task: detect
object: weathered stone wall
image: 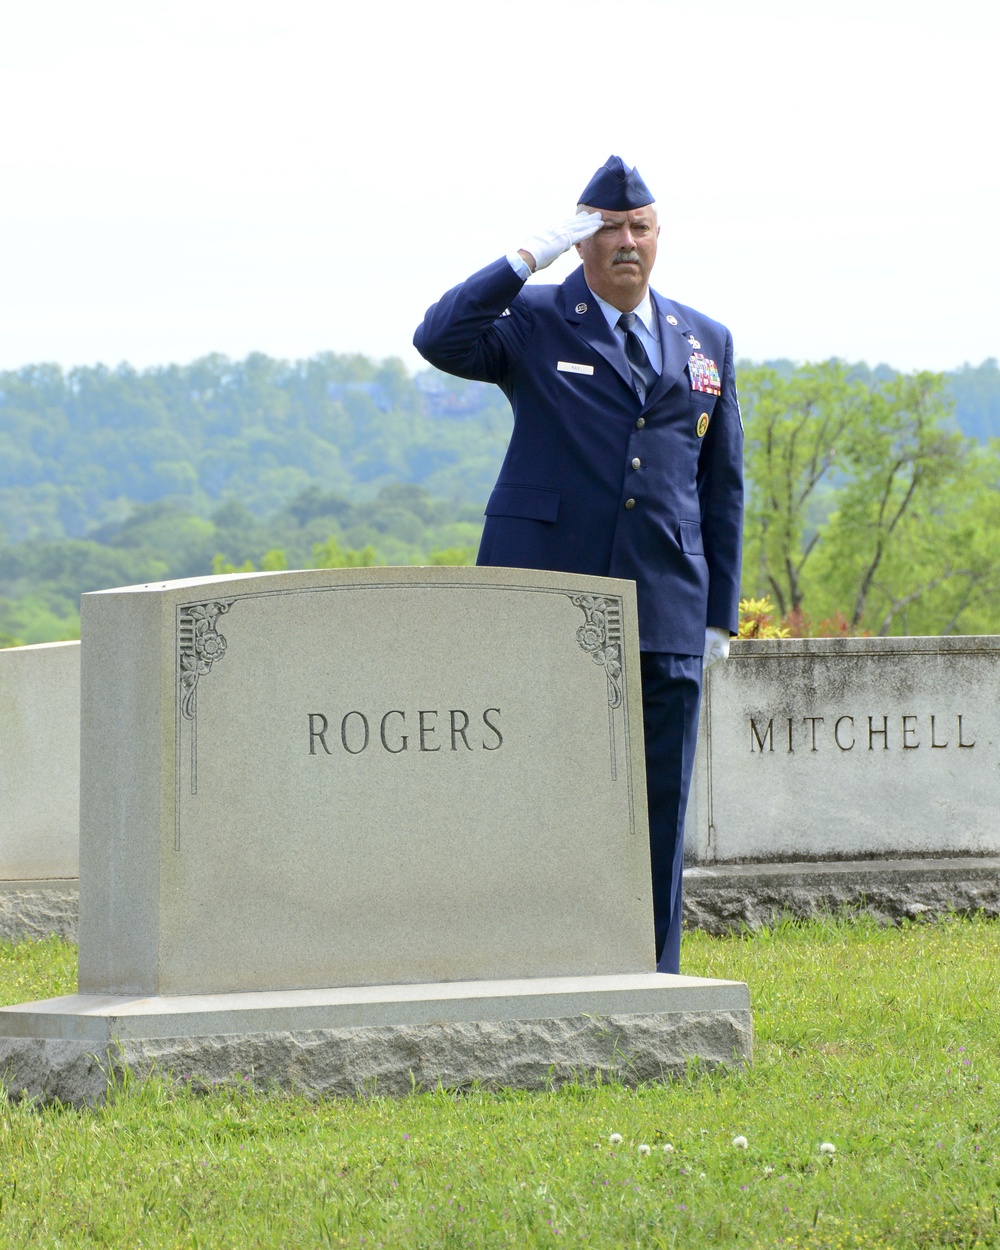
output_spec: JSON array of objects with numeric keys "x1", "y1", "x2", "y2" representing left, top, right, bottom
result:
[
  {"x1": 686, "y1": 637, "x2": 1000, "y2": 864},
  {"x1": 0, "y1": 881, "x2": 77, "y2": 942},
  {"x1": 0, "y1": 641, "x2": 80, "y2": 881},
  {"x1": 683, "y1": 857, "x2": 1000, "y2": 935}
]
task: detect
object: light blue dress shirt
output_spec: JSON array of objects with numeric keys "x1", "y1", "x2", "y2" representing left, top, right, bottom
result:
[{"x1": 590, "y1": 288, "x2": 662, "y2": 375}]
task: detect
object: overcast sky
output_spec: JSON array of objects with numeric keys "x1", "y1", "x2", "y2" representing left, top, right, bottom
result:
[{"x1": 1, "y1": 0, "x2": 996, "y2": 377}]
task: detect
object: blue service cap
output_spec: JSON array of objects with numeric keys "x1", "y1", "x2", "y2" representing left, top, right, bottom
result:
[{"x1": 578, "y1": 155, "x2": 654, "y2": 210}]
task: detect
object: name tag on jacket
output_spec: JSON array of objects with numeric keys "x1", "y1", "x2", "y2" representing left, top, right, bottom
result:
[{"x1": 557, "y1": 361, "x2": 594, "y2": 375}]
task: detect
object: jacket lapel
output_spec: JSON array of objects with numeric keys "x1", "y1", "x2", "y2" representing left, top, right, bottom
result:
[
  {"x1": 645, "y1": 291, "x2": 693, "y2": 409},
  {"x1": 560, "y1": 268, "x2": 633, "y2": 391}
]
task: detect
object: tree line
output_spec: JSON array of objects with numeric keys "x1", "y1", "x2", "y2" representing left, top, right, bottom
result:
[
  {"x1": 0, "y1": 351, "x2": 514, "y2": 545},
  {"x1": 1, "y1": 352, "x2": 999, "y2": 646}
]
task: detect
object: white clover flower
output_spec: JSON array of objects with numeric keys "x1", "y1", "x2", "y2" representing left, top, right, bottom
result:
[
  {"x1": 609, "y1": 1133, "x2": 623, "y2": 1145},
  {"x1": 732, "y1": 1136, "x2": 749, "y2": 1150},
  {"x1": 662, "y1": 1143, "x2": 675, "y2": 1153},
  {"x1": 638, "y1": 1143, "x2": 651, "y2": 1156},
  {"x1": 819, "y1": 1142, "x2": 836, "y2": 1156},
  {"x1": 764, "y1": 1165, "x2": 774, "y2": 1176}
]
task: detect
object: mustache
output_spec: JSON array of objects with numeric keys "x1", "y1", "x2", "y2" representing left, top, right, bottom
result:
[{"x1": 612, "y1": 249, "x2": 641, "y2": 264}]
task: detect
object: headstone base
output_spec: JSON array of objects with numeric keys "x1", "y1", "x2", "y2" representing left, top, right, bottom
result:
[
  {"x1": 0, "y1": 880, "x2": 78, "y2": 942},
  {"x1": 684, "y1": 856, "x2": 1000, "y2": 934},
  {"x1": 0, "y1": 974, "x2": 751, "y2": 1106}
]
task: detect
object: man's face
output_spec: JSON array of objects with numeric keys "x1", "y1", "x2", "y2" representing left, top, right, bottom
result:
[{"x1": 575, "y1": 204, "x2": 659, "y2": 311}]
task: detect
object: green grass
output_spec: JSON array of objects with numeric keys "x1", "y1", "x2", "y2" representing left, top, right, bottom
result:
[{"x1": 1, "y1": 916, "x2": 999, "y2": 1248}]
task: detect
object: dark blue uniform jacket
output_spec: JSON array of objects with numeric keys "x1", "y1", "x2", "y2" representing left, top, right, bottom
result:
[{"x1": 414, "y1": 258, "x2": 744, "y2": 655}]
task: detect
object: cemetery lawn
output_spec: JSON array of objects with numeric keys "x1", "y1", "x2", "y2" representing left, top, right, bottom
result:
[{"x1": 0, "y1": 916, "x2": 998, "y2": 1249}]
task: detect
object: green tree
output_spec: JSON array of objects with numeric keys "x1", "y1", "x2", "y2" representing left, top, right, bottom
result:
[
  {"x1": 741, "y1": 360, "x2": 867, "y2": 615},
  {"x1": 428, "y1": 546, "x2": 476, "y2": 566},
  {"x1": 311, "y1": 536, "x2": 377, "y2": 568},
  {"x1": 742, "y1": 363, "x2": 1000, "y2": 635},
  {"x1": 812, "y1": 437, "x2": 1000, "y2": 636},
  {"x1": 212, "y1": 549, "x2": 289, "y2": 575},
  {"x1": 817, "y1": 372, "x2": 968, "y2": 630}
]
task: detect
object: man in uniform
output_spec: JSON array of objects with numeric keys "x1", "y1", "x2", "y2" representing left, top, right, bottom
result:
[{"x1": 413, "y1": 156, "x2": 743, "y2": 973}]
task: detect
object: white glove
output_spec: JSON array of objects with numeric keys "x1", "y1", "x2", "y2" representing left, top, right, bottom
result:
[
  {"x1": 518, "y1": 210, "x2": 603, "y2": 271},
  {"x1": 703, "y1": 626, "x2": 731, "y2": 670}
]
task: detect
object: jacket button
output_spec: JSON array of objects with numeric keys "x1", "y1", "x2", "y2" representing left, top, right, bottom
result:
[
  {"x1": 636, "y1": 417, "x2": 645, "y2": 429},
  {"x1": 631, "y1": 457, "x2": 641, "y2": 470},
  {"x1": 624, "y1": 498, "x2": 636, "y2": 510}
]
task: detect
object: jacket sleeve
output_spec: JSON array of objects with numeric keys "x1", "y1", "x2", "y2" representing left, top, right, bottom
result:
[
  {"x1": 697, "y1": 330, "x2": 744, "y2": 635},
  {"x1": 413, "y1": 257, "x2": 535, "y2": 384}
]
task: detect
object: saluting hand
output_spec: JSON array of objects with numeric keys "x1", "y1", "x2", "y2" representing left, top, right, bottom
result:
[{"x1": 517, "y1": 210, "x2": 603, "y2": 273}]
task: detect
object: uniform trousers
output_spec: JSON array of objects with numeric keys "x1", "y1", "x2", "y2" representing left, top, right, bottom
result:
[{"x1": 640, "y1": 651, "x2": 704, "y2": 974}]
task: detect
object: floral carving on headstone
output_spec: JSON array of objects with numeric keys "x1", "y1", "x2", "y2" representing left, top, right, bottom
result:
[
  {"x1": 570, "y1": 594, "x2": 623, "y2": 710},
  {"x1": 179, "y1": 600, "x2": 234, "y2": 720}
]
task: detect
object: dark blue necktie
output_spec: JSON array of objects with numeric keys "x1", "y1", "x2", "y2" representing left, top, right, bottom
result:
[{"x1": 617, "y1": 312, "x2": 658, "y2": 402}]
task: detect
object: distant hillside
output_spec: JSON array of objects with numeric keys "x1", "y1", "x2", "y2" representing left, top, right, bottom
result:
[
  {"x1": 749, "y1": 357, "x2": 1000, "y2": 443},
  {"x1": 3, "y1": 351, "x2": 998, "y2": 549},
  {"x1": 0, "y1": 352, "x2": 513, "y2": 545},
  {"x1": 3, "y1": 349, "x2": 1000, "y2": 646},
  {"x1": 947, "y1": 359, "x2": 1000, "y2": 442}
]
